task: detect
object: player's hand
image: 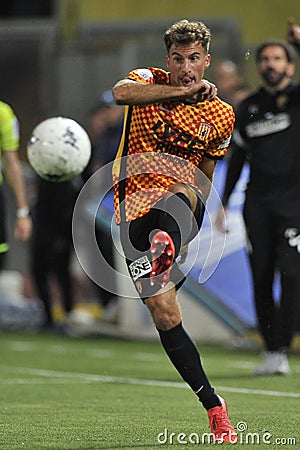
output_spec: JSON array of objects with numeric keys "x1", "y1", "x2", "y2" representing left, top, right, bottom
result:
[
  {"x1": 215, "y1": 206, "x2": 228, "y2": 234},
  {"x1": 197, "y1": 79, "x2": 218, "y2": 102},
  {"x1": 287, "y1": 17, "x2": 300, "y2": 44},
  {"x1": 185, "y1": 80, "x2": 217, "y2": 103}
]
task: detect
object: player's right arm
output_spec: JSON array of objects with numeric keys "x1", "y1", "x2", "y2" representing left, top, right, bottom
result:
[
  {"x1": 0, "y1": 102, "x2": 32, "y2": 241},
  {"x1": 113, "y1": 78, "x2": 216, "y2": 106},
  {"x1": 3, "y1": 150, "x2": 32, "y2": 241}
]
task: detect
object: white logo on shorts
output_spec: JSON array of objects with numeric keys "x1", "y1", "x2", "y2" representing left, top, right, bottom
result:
[
  {"x1": 284, "y1": 228, "x2": 300, "y2": 253},
  {"x1": 129, "y1": 256, "x2": 152, "y2": 281}
]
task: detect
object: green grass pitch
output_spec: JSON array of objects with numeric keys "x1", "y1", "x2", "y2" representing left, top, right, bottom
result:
[{"x1": 0, "y1": 331, "x2": 299, "y2": 449}]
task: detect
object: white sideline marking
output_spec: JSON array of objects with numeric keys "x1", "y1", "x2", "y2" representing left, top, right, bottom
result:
[
  {"x1": 88, "y1": 349, "x2": 115, "y2": 358},
  {"x1": 6, "y1": 341, "x2": 300, "y2": 373},
  {"x1": 228, "y1": 361, "x2": 256, "y2": 369},
  {"x1": 2, "y1": 366, "x2": 300, "y2": 398},
  {"x1": 134, "y1": 352, "x2": 165, "y2": 362},
  {"x1": 7, "y1": 341, "x2": 36, "y2": 351}
]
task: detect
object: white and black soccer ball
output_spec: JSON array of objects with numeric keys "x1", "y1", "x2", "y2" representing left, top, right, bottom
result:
[{"x1": 27, "y1": 116, "x2": 91, "y2": 182}]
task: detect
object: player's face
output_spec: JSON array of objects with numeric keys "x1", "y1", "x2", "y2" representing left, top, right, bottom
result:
[
  {"x1": 258, "y1": 46, "x2": 295, "y2": 88},
  {"x1": 167, "y1": 41, "x2": 210, "y2": 87}
]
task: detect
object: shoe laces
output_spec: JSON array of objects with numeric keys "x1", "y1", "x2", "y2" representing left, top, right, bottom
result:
[
  {"x1": 209, "y1": 406, "x2": 233, "y2": 433},
  {"x1": 208, "y1": 406, "x2": 237, "y2": 443}
]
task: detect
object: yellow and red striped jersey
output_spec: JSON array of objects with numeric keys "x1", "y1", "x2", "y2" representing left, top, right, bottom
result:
[{"x1": 113, "y1": 68, "x2": 235, "y2": 224}]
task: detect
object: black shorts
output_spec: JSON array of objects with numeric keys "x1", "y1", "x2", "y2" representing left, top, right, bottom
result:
[{"x1": 120, "y1": 194, "x2": 205, "y2": 300}]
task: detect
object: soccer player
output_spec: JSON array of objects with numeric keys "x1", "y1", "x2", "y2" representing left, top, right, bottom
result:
[
  {"x1": 0, "y1": 100, "x2": 31, "y2": 272},
  {"x1": 215, "y1": 18, "x2": 300, "y2": 375},
  {"x1": 112, "y1": 19, "x2": 237, "y2": 443}
]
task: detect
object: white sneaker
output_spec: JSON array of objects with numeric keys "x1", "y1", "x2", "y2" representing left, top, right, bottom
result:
[
  {"x1": 277, "y1": 353, "x2": 291, "y2": 375},
  {"x1": 252, "y1": 352, "x2": 291, "y2": 376}
]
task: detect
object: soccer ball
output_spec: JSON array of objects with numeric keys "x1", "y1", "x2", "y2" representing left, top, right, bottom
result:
[{"x1": 27, "y1": 116, "x2": 91, "y2": 182}]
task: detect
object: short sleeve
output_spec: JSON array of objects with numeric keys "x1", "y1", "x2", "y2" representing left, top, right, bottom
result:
[
  {"x1": 127, "y1": 68, "x2": 155, "y2": 84},
  {"x1": 0, "y1": 102, "x2": 20, "y2": 151}
]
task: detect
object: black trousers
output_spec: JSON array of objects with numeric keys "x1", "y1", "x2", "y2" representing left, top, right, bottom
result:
[
  {"x1": 93, "y1": 223, "x2": 117, "y2": 307},
  {"x1": 243, "y1": 194, "x2": 300, "y2": 352},
  {"x1": 31, "y1": 227, "x2": 74, "y2": 325},
  {"x1": 30, "y1": 179, "x2": 77, "y2": 325}
]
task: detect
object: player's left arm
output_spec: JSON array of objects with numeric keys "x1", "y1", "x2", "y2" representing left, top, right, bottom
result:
[{"x1": 3, "y1": 150, "x2": 32, "y2": 241}]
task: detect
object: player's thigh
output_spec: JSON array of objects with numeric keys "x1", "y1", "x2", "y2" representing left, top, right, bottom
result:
[
  {"x1": 120, "y1": 210, "x2": 186, "y2": 301},
  {"x1": 120, "y1": 208, "x2": 159, "y2": 258},
  {"x1": 168, "y1": 182, "x2": 198, "y2": 212}
]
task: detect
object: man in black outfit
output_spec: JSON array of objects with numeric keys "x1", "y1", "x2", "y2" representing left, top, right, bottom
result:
[
  {"x1": 216, "y1": 18, "x2": 300, "y2": 375},
  {"x1": 31, "y1": 178, "x2": 77, "y2": 329}
]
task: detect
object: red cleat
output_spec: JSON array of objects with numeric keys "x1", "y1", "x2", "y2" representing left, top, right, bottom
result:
[
  {"x1": 150, "y1": 231, "x2": 175, "y2": 288},
  {"x1": 207, "y1": 396, "x2": 238, "y2": 444}
]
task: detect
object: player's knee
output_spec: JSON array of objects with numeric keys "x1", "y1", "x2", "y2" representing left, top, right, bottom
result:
[
  {"x1": 146, "y1": 294, "x2": 181, "y2": 330},
  {"x1": 168, "y1": 184, "x2": 197, "y2": 212}
]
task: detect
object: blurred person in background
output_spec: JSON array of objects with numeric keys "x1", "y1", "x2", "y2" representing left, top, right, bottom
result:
[
  {"x1": 86, "y1": 90, "x2": 124, "y2": 176},
  {"x1": 216, "y1": 18, "x2": 300, "y2": 376},
  {"x1": 211, "y1": 60, "x2": 250, "y2": 160},
  {"x1": 84, "y1": 91, "x2": 124, "y2": 322},
  {"x1": 30, "y1": 177, "x2": 77, "y2": 331},
  {"x1": 0, "y1": 100, "x2": 31, "y2": 273},
  {"x1": 112, "y1": 19, "x2": 238, "y2": 443},
  {"x1": 211, "y1": 60, "x2": 250, "y2": 111}
]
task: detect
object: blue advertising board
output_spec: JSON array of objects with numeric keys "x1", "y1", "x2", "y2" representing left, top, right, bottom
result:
[{"x1": 183, "y1": 160, "x2": 256, "y2": 330}]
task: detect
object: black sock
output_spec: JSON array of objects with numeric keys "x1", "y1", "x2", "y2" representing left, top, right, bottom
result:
[
  {"x1": 158, "y1": 323, "x2": 221, "y2": 410},
  {"x1": 158, "y1": 193, "x2": 193, "y2": 258}
]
